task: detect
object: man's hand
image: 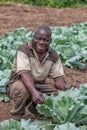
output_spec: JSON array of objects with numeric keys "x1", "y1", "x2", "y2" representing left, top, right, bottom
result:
[
  {"x1": 31, "y1": 89, "x2": 44, "y2": 104},
  {"x1": 56, "y1": 84, "x2": 72, "y2": 91},
  {"x1": 54, "y1": 76, "x2": 69, "y2": 91},
  {"x1": 57, "y1": 85, "x2": 68, "y2": 91}
]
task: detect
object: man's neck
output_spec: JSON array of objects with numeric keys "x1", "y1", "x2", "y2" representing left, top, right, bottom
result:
[{"x1": 37, "y1": 52, "x2": 46, "y2": 63}]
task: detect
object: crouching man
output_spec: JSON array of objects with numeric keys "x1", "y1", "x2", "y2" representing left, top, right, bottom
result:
[{"x1": 6, "y1": 25, "x2": 68, "y2": 120}]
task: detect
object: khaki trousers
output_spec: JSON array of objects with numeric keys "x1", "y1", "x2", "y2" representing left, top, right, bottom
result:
[
  {"x1": 7, "y1": 80, "x2": 31, "y2": 120},
  {"x1": 7, "y1": 79, "x2": 58, "y2": 120}
]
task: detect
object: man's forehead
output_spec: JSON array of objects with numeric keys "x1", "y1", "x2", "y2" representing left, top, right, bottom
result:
[{"x1": 35, "y1": 29, "x2": 51, "y2": 37}]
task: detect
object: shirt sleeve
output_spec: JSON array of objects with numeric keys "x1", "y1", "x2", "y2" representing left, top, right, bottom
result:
[
  {"x1": 17, "y1": 51, "x2": 31, "y2": 73},
  {"x1": 49, "y1": 58, "x2": 64, "y2": 78}
]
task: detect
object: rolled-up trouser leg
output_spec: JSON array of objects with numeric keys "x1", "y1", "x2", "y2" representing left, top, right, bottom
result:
[{"x1": 8, "y1": 80, "x2": 30, "y2": 120}]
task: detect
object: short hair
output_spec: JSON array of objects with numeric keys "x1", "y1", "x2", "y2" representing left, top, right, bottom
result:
[{"x1": 35, "y1": 25, "x2": 51, "y2": 36}]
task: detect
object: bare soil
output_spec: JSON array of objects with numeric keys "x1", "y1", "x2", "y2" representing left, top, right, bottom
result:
[{"x1": 0, "y1": 3, "x2": 87, "y2": 121}]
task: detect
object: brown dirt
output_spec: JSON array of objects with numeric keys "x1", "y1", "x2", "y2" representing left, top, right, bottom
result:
[{"x1": 0, "y1": 3, "x2": 87, "y2": 121}]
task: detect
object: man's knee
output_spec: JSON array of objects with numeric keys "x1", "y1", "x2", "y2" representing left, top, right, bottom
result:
[{"x1": 9, "y1": 80, "x2": 29, "y2": 100}]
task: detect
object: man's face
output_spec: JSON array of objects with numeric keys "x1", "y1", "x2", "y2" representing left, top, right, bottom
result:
[{"x1": 32, "y1": 30, "x2": 51, "y2": 54}]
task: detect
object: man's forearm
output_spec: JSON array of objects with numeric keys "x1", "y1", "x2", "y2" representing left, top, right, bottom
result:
[
  {"x1": 21, "y1": 72, "x2": 44, "y2": 104},
  {"x1": 21, "y1": 72, "x2": 36, "y2": 94}
]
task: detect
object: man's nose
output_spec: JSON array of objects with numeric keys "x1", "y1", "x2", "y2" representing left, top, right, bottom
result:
[{"x1": 39, "y1": 39, "x2": 44, "y2": 44}]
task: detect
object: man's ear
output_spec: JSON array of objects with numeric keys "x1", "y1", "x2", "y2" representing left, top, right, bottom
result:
[
  {"x1": 32, "y1": 34, "x2": 35, "y2": 38},
  {"x1": 49, "y1": 38, "x2": 52, "y2": 43}
]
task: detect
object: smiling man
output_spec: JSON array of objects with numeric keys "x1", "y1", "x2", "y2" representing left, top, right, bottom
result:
[{"x1": 6, "y1": 25, "x2": 68, "y2": 120}]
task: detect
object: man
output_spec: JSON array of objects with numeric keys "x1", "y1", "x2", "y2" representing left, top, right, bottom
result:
[{"x1": 6, "y1": 25, "x2": 68, "y2": 120}]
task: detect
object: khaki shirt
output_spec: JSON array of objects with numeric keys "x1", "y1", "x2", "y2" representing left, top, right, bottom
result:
[{"x1": 9, "y1": 41, "x2": 64, "y2": 84}]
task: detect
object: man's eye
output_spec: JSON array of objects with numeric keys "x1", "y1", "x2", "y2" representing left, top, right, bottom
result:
[
  {"x1": 34, "y1": 37, "x2": 50, "y2": 43},
  {"x1": 35, "y1": 37, "x2": 40, "y2": 40},
  {"x1": 45, "y1": 39, "x2": 50, "y2": 42}
]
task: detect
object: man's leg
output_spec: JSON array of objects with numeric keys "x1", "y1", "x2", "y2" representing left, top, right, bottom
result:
[{"x1": 8, "y1": 80, "x2": 31, "y2": 120}]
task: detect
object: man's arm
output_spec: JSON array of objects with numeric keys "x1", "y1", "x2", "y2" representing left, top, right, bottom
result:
[
  {"x1": 21, "y1": 72, "x2": 44, "y2": 104},
  {"x1": 54, "y1": 76, "x2": 69, "y2": 91}
]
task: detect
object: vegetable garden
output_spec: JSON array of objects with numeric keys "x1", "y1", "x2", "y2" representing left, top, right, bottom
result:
[{"x1": 0, "y1": 3, "x2": 87, "y2": 130}]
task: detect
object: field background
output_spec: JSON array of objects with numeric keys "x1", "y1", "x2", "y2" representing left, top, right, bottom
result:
[{"x1": 0, "y1": 3, "x2": 87, "y2": 121}]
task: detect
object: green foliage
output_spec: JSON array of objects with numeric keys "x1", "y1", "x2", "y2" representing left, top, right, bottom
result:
[
  {"x1": 45, "y1": 0, "x2": 80, "y2": 8},
  {"x1": 51, "y1": 22, "x2": 87, "y2": 69},
  {"x1": 0, "y1": 27, "x2": 33, "y2": 101},
  {"x1": 22, "y1": 0, "x2": 87, "y2": 8},
  {"x1": 0, "y1": 84, "x2": 87, "y2": 129},
  {"x1": 0, "y1": 119, "x2": 22, "y2": 130},
  {"x1": 0, "y1": 0, "x2": 87, "y2": 8},
  {"x1": 0, "y1": 118, "x2": 87, "y2": 130},
  {"x1": 37, "y1": 84, "x2": 87, "y2": 125},
  {"x1": 0, "y1": 22, "x2": 87, "y2": 101},
  {"x1": 0, "y1": 119, "x2": 53, "y2": 130}
]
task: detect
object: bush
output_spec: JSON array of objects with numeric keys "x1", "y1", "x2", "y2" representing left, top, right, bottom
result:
[
  {"x1": 0, "y1": 0, "x2": 87, "y2": 8},
  {"x1": 22, "y1": 0, "x2": 87, "y2": 7}
]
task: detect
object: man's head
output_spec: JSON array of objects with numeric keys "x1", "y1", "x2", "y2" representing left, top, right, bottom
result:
[{"x1": 32, "y1": 25, "x2": 52, "y2": 54}]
